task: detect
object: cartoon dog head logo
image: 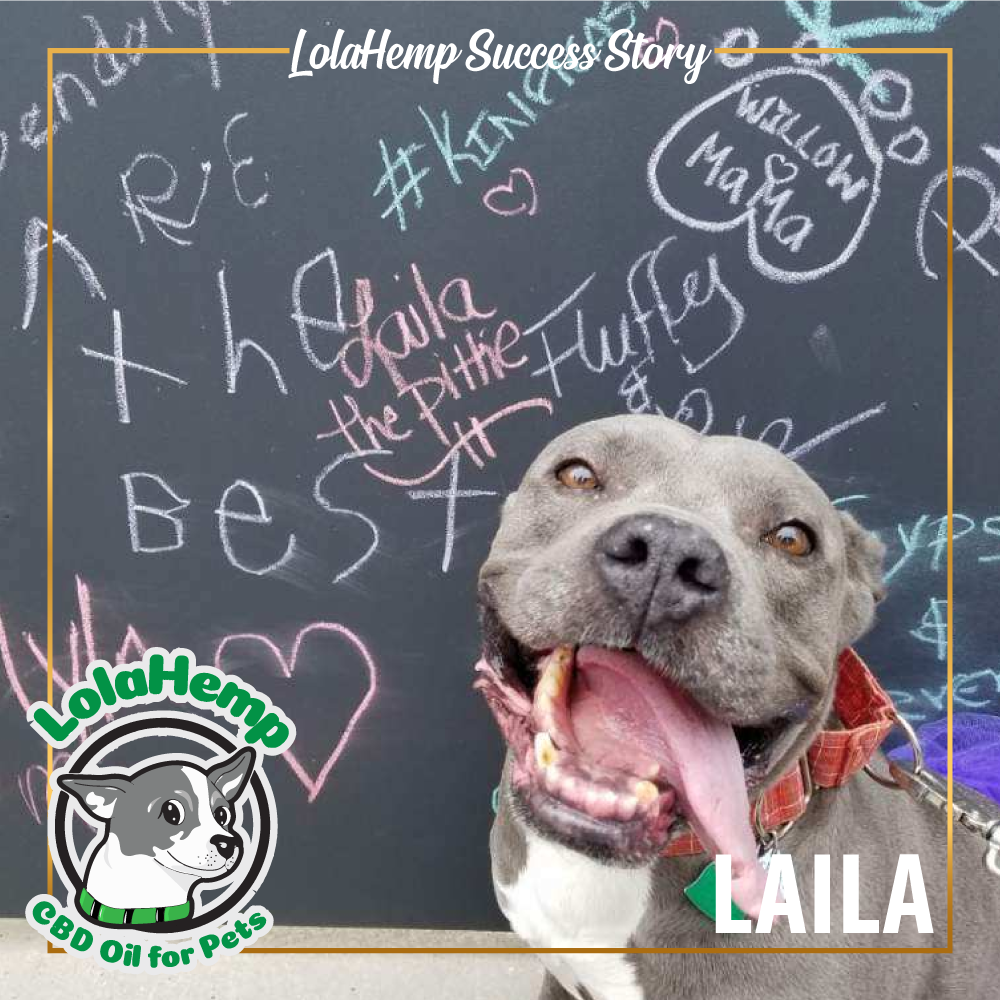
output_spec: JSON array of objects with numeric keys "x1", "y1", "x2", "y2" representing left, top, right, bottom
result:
[{"x1": 57, "y1": 747, "x2": 255, "y2": 928}]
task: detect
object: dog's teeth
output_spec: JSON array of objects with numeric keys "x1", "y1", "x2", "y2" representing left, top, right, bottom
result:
[
  {"x1": 617, "y1": 794, "x2": 639, "y2": 822},
  {"x1": 544, "y1": 762, "x2": 564, "y2": 794},
  {"x1": 558, "y1": 775, "x2": 580, "y2": 805},
  {"x1": 634, "y1": 780, "x2": 658, "y2": 806},
  {"x1": 550, "y1": 645, "x2": 574, "y2": 671},
  {"x1": 592, "y1": 788, "x2": 618, "y2": 820},
  {"x1": 538, "y1": 647, "x2": 572, "y2": 697},
  {"x1": 539, "y1": 668, "x2": 564, "y2": 699},
  {"x1": 534, "y1": 731, "x2": 558, "y2": 769}
]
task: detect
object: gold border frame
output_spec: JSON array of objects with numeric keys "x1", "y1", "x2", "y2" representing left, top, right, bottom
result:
[{"x1": 44, "y1": 45, "x2": 954, "y2": 956}]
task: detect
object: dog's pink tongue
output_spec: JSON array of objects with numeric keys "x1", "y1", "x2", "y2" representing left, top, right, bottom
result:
[{"x1": 572, "y1": 646, "x2": 769, "y2": 917}]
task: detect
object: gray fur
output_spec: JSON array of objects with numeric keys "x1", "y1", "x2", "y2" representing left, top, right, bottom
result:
[
  {"x1": 60, "y1": 766, "x2": 206, "y2": 855},
  {"x1": 481, "y1": 415, "x2": 1000, "y2": 997}
]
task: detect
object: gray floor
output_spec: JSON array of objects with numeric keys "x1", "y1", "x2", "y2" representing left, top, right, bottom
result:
[{"x1": 0, "y1": 921, "x2": 543, "y2": 999}]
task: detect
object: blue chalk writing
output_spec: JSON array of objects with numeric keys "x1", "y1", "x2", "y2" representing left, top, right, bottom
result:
[
  {"x1": 372, "y1": 139, "x2": 431, "y2": 232},
  {"x1": 784, "y1": 1, "x2": 966, "y2": 86}
]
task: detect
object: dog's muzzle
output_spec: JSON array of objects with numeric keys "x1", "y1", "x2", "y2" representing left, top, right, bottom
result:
[{"x1": 595, "y1": 513, "x2": 730, "y2": 627}]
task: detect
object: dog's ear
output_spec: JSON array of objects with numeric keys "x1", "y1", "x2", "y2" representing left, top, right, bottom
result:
[
  {"x1": 207, "y1": 748, "x2": 255, "y2": 803},
  {"x1": 838, "y1": 510, "x2": 886, "y2": 647},
  {"x1": 56, "y1": 773, "x2": 132, "y2": 822}
]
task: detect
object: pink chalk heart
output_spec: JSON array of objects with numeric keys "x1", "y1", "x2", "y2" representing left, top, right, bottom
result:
[
  {"x1": 19, "y1": 752, "x2": 70, "y2": 824},
  {"x1": 20, "y1": 763, "x2": 52, "y2": 824},
  {"x1": 214, "y1": 623, "x2": 378, "y2": 803},
  {"x1": 637, "y1": 16, "x2": 680, "y2": 54},
  {"x1": 483, "y1": 167, "x2": 538, "y2": 217}
]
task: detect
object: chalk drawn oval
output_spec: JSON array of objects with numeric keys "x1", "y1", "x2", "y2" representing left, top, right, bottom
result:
[{"x1": 647, "y1": 66, "x2": 883, "y2": 284}]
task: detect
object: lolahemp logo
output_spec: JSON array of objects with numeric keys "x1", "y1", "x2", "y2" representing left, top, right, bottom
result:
[{"x1": 24, "y1": 648, "x2": 295, "y2": 973}]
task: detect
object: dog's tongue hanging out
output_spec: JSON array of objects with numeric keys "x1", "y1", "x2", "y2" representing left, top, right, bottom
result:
[{"x1": 559, "y1": 645, "x2": 770, "y2": 917}]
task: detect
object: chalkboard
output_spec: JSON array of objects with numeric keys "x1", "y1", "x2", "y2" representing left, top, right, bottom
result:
[{"x1": 2, "y1": 1, "x2": 997, "y2": 930}]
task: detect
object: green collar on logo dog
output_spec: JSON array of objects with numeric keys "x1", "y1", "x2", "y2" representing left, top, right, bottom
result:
[{"x1": 78, "y1": 887, "x2": 192, "y2": 926}]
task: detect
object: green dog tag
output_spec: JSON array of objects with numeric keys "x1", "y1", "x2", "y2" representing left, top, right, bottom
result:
[{"x1": 683, "y1": 860, "x2": 749, "y2": 924}]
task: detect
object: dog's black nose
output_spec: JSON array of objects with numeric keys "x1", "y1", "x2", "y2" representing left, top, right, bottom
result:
[
  {"x1": 211, "y1": 834, "x2": 238, "y2": 859},
  {"x1": 595, "y1": 514, "x2": 729, "y2": 625}
]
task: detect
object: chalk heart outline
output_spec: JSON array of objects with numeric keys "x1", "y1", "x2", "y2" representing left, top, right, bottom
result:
[
  {"x1": 638, "y1": 15, "x2": 680, "y2": 52},
  {"x1": 483, "y1": 167, "x2": 539, "y2": 217},
  {"x1": 647, "y1": 66, "x2": 884, "y2": 284},
  {"x1": 214, "y1": 624, "x2": 378, "y2": 804},
  {"x1": 19, "y1": 753, "x2": 70, "y2": 825}
]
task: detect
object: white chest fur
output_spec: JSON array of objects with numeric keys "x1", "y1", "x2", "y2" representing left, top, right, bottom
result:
[{"x1": 494, "y1": 825, "x2": 650, "y2": 1000}]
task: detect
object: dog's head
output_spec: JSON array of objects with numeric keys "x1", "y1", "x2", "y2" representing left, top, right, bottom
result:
[
  {"x1": 477, "y1": 415, "x2": 884, "y2": 864},
  {"x1": 58, "y1": 748, "x2": 255, "y2": 885}
]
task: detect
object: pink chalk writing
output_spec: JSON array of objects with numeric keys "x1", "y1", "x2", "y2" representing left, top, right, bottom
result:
[
  {"x1": 482, "y1": 167, "x2": 539, "y2": 217},
  {"x1": 315, "y1": 262, "x2": 553, "y2": 487},
  {"x1": 636, "y1": 16, "x2": 680, "y2": 57},
  {"x1": 2, "y1": 577, "x2": 380, "y2": 814},
  {"x1": 215, "y1": 624, "x2": 378, "y2": 803}
]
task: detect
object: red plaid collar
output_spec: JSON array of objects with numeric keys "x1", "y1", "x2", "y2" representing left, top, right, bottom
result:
[{"x1": 663, "y1": 647, "x2": 896, "y2": 857}]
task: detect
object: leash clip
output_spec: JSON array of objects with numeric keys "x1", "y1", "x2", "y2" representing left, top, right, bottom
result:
[
  {"x1": 984, "y1": 824, "x2": 1000, "y2": 878},
  {"x1": 868, "y1": 711, "x2": 1000, "y2": 878}
]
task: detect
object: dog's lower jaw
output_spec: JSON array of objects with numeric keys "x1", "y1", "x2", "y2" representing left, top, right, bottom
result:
[
  {"x1": 493, "y1": 787, "x2": 651, "y2": 1000},
  {"x1": 83, "y1": 835, "x2": 198, "y2": 910}
]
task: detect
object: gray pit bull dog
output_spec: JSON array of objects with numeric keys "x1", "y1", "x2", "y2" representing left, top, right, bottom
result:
[{"x1": 476, "y1": 415, "x2": 1000, "y2": 999}]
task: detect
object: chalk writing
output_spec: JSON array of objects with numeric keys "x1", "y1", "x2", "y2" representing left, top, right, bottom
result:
[
  {"x1": 121, "y1": 472, "x2": 189, "y2": 554},
  {"x1": 291, "y1": 247, "x2": 347, "y2": 370},
  {"x1": 218, "y1": 264, "x2": 289, "y2": 395},
  {"x1": 482, "y1": 167, "x2": 539, "y2": 217},
  {"x1": 1, "y1": 576, "x2": 380, "y2": 810},
  {"x1": 523, "y1": 261, "x2": 886, "y2": 457},
  {"x1": 223, "y1": 111, "x2": 270, "y2": 208},
  {"x1": 373, "y1": 1, "x2": 652, "y2": 229},
  {"x1": 313, "y1": 450, "x2": 386, "y2": 584},
  {"x1": 407, "y1": 452, "x2": 498, "y2": 572},
  {"x1": 891, "y1": 669, "x2": 1000, "y2": 726},
  {"x1": 373, "y1": 139, "x2": 430, "y2": 232},
  {"x1": 834, "y1": 499, "x2": 1000, "y2": 579},
  {"x1": 121, "y1": 152, "x2": 212, "y2": 246},
  {"x1": 782, "y1": 1, "x2": 965, "y2": 88},
  {"x1": 648, "y1": 67, "x2": 882, "y2": 283},
  {"x1": 214, "y1": 623, "x2": 379, "y2": 803},
  {"x1": 121, "y1": 114, "x2": 270, "y2": 246},
  {"x1": 717, "y1": 27, "x2": 759, "y2": 70},
  {"x1": 917, "y1": 152, "x2": 1000, "y2": 280},
  {"x1": 524, "y1": 235, "x2": 746, "y2": 385},
  {"x1": 1, "y1": 0, "x2": 229, "y2": 186},
  {"x1": 217, "y1": 481, "x2": 298, "y2": 576},
  {"x1": 911, "y1": 597, "x2": 947, "y2": 661},
  {"x1": 713, "y1": 20, "x2": 936, "y2": 171},
  {"x1": 21, "y1": 218, "x2": 105, "y2": 331},
  {"x1": 80, "y1": 309, "x2": 187, "y2": 424},
  {"x1": 315, "y1": 262, "x2": 552, "y2": 486}
]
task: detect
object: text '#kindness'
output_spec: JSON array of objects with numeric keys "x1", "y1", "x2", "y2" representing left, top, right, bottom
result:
[{"x1": 289, "y1": 28, "x2": 713, "y2": 86}]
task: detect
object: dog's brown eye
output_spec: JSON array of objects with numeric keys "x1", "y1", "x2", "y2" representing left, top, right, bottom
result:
[
  {"x1": 161, "y1": 800, "x2": 184, "y2": 826},
  {"x1": 556, "y1": 461, "x2": 599, "y2": 491},
  {"x1": 763, "y1": 522, "x2": 814, "y2": 557}
]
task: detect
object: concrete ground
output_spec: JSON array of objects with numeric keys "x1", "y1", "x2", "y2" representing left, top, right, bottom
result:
[{"x1": 0, "y1": 920, "x2": 543, "y2": 999}]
